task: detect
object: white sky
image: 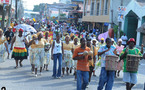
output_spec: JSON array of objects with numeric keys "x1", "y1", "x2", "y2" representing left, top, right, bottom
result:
[{"x1": 22, "y1": 0, "x2": 59, "y2": 10}]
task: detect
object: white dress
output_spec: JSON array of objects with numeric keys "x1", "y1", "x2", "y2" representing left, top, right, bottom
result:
[{"x1": 0, "y1": 36, "x2": 7, "y2": 63}]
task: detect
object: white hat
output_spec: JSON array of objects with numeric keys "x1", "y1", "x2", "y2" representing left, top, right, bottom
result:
[
  {"x1": 111, "y1": 38, "x2": 114, "y2": 41},
  {"x1": 118, "y1": 38, "x2": 122, "y2": 42}
]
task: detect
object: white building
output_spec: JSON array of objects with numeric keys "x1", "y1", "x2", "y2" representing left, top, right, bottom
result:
[{"x1": 121, "y1": 0, "x2": 145, "y2": 46}]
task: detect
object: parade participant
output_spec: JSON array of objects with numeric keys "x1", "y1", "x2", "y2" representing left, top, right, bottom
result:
[
  {"x1": 73, "y1": 38, "x2": 92, "y2": 90},
  {"x1": 116, "y1": 39, "x2": 124, "y2": 77},
  {"x1": 120, "y1": 38, "x2": 144, "y2": 90},
  {"x1": 43, "y1": 31, "x2": 52, "y2": 71},
  {"x1": 29, "y1": 32, "x2": 47, "y2": 77},
  {"x1": 28, "y1": 34, "x2": 37, "y2": 74},
  {"x1": 81, "y1": 30, "x2": 87, "y2": 38},
  {"x1": 11, "y1": 29, "x2": 28, "y2": 69},
  {"x1": 111, "y1": 38, "x2": 117, "y2": 47},
  {"x1": 73, "y1": 37, "x2": 80, "y2": 80},
  {"x1": 86, "y1": 39, "x2": 97, "y2": 83},
  {"x1": 62, "y1": 35, "x2": 74, "y2": 76},
  {"x1": 4, "y1": 26, "x2": 14, "y2": 58},
  {"x1": 51, "y1": 33, "x2": 64, "y2": 79},
  {"x1": 97, "y1": 38, "x2": 116, "y2": 90},
  {"x1": 121, "y1": 33, "x2": 128, "y2": 47},
  {"x1": 98, "y1": 38, "x2": 106, "y2": 48},
  {"x1": 0, "y1": 29, "x2": 9, "y2": 63},
  {"x1": 92, "y1": 39, "x2": 99, "y2": 76}
]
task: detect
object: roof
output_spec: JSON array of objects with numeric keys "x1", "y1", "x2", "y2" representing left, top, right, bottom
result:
[
  {"x1": 71, "y1": 0, "x2": 83, "y2": 2},
  {"x1": 137, "y1": 23, "x2": 145, "y2": 34},
  {"x1": 136, "y1": 0, "x2": 145, "y2": 6}
]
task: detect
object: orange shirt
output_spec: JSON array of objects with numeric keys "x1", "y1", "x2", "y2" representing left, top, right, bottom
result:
[{"x1": 73, "y1": 46, "x2": 90, "y2": 71}]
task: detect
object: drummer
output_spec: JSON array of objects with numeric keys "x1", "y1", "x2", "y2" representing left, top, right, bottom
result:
[
  {"x1": 120, "y1": 38, "x2": 144, "y2": 90},
  {"x1": 97, "y1": 38, "x2": 116, "y2": 90}
]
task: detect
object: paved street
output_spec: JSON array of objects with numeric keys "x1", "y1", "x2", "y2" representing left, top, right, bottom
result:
[{"x1": 0, "y1": 58, "x2": 145, "y2": 90}]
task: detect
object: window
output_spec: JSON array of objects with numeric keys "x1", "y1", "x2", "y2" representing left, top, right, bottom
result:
[
  {"x1": 96, "y1": 3, "x2": 100, "y2": 15},
  {"x1": 90, "y1": 0, "x2": 95, "y2": 15},
  {"x1": 105, "y1": 0, "x2": 109, "y2": 15}
]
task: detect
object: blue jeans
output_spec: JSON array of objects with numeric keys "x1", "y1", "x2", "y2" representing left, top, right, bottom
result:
[
  {"x1": 77, "y1": 70, "x2": 89, "y2": 90},
  {"x1": 98, "y1": 67, "x2": 115, "y2": 90},
  {"x1": 52, "y1": 53, "x2": 62, "y2": 77}
]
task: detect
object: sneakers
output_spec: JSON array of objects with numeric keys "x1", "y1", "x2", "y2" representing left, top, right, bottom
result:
[
  {"x1": 32, "y1": 71, "x2": 35, "y2": 74},
  {"x1": 39, "y1": 72, "x2": 42, "y2": 76},
  {"x1": 56, "y1": 77, "x2": 61, "y2": 79},
  {"x1": 35, "y1": 74, "x2": 37, "y2": 77}
]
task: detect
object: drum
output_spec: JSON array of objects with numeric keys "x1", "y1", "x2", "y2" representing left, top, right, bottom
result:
[
  {"x1": 126, "y1": 54, "x2": 141, "y2": 72},
  {"x1": 105, "y1": 55, "x2": 119, "y2": 71}
]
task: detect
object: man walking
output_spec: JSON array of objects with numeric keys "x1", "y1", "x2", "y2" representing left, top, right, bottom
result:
[{"x1": 73, "y1": 38, "x2": 92, "y2": 90}]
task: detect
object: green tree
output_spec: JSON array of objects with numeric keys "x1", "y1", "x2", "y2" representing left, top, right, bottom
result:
[{"x1": 33, "y1": 5, "x2": 40, "y2": 12}]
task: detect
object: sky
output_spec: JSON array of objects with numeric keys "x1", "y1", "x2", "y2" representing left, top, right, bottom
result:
[{"x1": 22, "y1": 0, "x2": 59, "y2": 10}]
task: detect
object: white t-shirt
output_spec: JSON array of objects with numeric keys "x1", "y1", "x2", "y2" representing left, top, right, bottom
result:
[{"x1": 121, "y1": 35, "x2": 128, "y2": 45}]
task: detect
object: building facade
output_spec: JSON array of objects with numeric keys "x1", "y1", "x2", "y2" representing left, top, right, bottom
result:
[
  {"x1": 122, "y1": 0, "x2": 145, "y2": 46},
  {"x1": 82, "y1": 0, "x2": 130, "y2": 32}
]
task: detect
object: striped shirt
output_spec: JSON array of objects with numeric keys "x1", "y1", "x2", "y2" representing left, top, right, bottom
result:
[{"x1": 73, "y1": 46, "x2": 90, "y2": 71}]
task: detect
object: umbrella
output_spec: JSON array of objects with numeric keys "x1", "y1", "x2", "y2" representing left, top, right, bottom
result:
[{"x1": 14, "y1": 24, "x2": 37, "y2": 32}]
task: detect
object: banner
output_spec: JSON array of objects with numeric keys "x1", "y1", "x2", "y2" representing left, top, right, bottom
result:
[
  {"x1": 98, "y1": 31, "x2": 109, "y2": 41},
  {"x1": 1, "y1": 0, "x2": 9, "y2": 4}
]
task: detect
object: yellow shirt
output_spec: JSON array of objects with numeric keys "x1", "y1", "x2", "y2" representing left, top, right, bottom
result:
[
  {"x1": 10, "y1": 23, "x2": 14, "y2": 28},
  {"x1": 29, "y1": 40, "x2": 36, "y2": 49},
  {"x1": 0, "y1": 36, "x2": 6, "y2": 45},
  {"x1": 89, "y1": 45, "x2": 98, "y2": 66},
  {"x1": 63, "y1": 42, "x2": 74, "y2": 51},
  {"x1": 45, "y1": 37, "x2": 52, "y2": 44},
  {"x1": 35, "y1": 38, "x2": 47, "y2": 48}
]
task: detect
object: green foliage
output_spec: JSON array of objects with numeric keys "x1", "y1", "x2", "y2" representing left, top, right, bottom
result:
[
  {"x1": 33, "y1": 5, "x2": 40, "y2": 12},
  {"x1": 113, "y1": 25, "x2": 124, "y2": 38}
]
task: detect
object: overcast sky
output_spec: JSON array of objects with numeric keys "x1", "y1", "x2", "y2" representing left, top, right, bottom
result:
[{"x1": 22, "y1": 0, "x2": 59, "y2": 10}]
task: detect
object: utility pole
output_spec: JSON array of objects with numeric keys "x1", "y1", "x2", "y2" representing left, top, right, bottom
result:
[
  {"x1": 118, "y1": 0, "x2": 123, "y2": 40},
  {"x1": 2, "y1": 0, "x2": 7, "y2": 31},
  {"x1": 15, "y1": 0, "x2": 18, "y2": 20},
  {"x1": 8, "y1": 0, "x2": 12, "y2": 27}
]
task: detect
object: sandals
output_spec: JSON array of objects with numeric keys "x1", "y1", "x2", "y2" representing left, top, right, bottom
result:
[
  {"x1": 14, "y1": 66, "x2": 18, "y2": 69},
  {"x1": 19, "y1": 62, "x2": 23, "y2": 67}
]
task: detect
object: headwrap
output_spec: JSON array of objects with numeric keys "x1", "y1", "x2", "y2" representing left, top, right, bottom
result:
[
  {"x1": 70, "y1": 33, "x2": 74, "y2": 37},
  {"x1": 0, "y1": 29, "x2": 3, "y2": 33},
  {"x1": 44, "y1": 31, "x2": 49, "y2": 35},
  {"x1": 65, "y1": 35, "x2": 70, "y2": 40},
  {"x1": 101, "y1": 38, "x2": 104, "y2": 41},
  {"x1": 32, "y1": 34, "x2": 37, "y2": 38},
  {"x1": 37, "y1": 32, "x2": 43, "y2": 36},
  {"x1": 19, "y1": 28, "x2": 23, "y2": 32}
]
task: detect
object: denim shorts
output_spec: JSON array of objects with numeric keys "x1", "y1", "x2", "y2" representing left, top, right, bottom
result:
[{"x1": 123, "y1": 72, "x2": 137, "y2": 84}]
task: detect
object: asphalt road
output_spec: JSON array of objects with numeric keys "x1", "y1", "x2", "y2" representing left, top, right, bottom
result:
[{"x1": 0, "y1": 58, "x2": 145, "y2": 90}]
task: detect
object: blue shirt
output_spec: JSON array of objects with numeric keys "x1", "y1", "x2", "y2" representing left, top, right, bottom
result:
[{"x1": 98, "y1": 45, "x2": 116, "y2": 67}]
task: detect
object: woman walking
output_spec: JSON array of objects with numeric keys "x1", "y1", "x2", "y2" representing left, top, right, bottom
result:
[
  {"x1": 51, "y1": 33, "x2": 64, "y2": 79},
  {"x1": 43, "y1": 31, "x2": 52, "y2": 71},
  {"x1": 116, "y1": 39, "x2": 124, "y2": 77},
  {"x1": 0, "y1": 29, "x2": 9, "y2": 63},
  {"x1": 11, "y1": 29, "x2": 28, "y2": 68},
  {"x1": 29, "y1": 32, "x2": 47, "y2": 77},
  {"x1": 73, "y1": 37, "x2": 80, "y2": 80},
  {"x1": 62, "y1": 35, "x2": 74, "y2": 77},
  {"x1": 28, "y1": 34, "x2": 37, "y2": 74}
]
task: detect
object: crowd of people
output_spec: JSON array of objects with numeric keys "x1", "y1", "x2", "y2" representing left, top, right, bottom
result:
[{"x1": 0, "y1": 20, "x2": 145, "y2": 90}]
